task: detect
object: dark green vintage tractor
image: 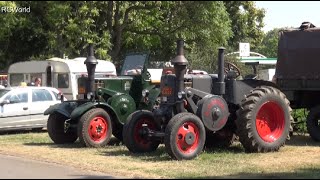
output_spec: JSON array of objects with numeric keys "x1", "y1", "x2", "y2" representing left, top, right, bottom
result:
[
  {"x1": 122, "y1": 40, "x2": 293, "y2": 160},
  {"x1": 44, "y1": 44, "x2": 161, "y2": 147}
]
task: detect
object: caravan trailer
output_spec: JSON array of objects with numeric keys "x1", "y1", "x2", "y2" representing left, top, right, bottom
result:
[{"x1": 8, "y1": 57, "x2": 116, "y2": 100}]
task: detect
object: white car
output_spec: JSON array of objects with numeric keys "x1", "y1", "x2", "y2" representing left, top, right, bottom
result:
[{"x1": 0, "y1": 86, "x2": 65, "y2": 131}]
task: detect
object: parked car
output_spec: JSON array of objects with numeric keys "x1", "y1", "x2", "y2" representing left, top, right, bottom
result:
[{"x1": 0, "y1": 86, "x2": 65, "y2": 132}]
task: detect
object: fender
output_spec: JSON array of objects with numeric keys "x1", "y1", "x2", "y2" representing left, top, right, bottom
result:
[
  {"x1": 70, "y1": 101, "x2": 120, "y2": 124},
  {"x1": 44, "y1": 101, "x2": 80, "y2": 118}
]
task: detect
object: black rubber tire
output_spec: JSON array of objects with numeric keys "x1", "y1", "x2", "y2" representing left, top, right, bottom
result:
[
  {"x1": 78, "y1": 108, "x2": 112, "y2": 147},
  {"x1": 123, "y1": 110, "x2": 161, "y2": 153},
  {"x1": 164, "y1": 112, "x2": 206, "y2": 160},
  {"x1": 236, "y1": 86, "x2": 292, "y2": 153},
  {"x1": 205, "y1": 127, "x2": 236, "y2": 149},
  {"x1": 306, "y1": 106, "x2": 320, "y2": 141},
  {"x1": 47, "y1": 113, "x2": 78, "y2": 144}
]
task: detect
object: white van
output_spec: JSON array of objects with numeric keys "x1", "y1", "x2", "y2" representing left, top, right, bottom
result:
[{"x1": 8, "y1": 57, "x2": 117, "y2": 100}]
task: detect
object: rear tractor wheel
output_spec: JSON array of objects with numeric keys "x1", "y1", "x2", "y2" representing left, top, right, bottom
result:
[
  {"x1": 47, "y1": 113, "x2": 78, "y2": 144},
  {"x1": 236, "y1": 86, "x2": 291, "y2": 153}
]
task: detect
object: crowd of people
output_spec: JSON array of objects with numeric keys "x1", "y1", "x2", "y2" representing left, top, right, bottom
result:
[
  {"x1": 0, "y1": 75, "x2": 42, "y2": 88},
  {"x1": 25, "y1": 77, "x2": 42, "y2": 87}
]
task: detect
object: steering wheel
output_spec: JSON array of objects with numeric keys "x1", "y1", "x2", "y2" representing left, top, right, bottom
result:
[{"x1": 224, "y1": 62, "x2": 241, "y2": 78}]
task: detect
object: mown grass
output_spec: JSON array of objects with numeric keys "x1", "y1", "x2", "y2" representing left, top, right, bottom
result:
[{"x1": 0, "y1": 130, "x2": 320, "y2": 178}]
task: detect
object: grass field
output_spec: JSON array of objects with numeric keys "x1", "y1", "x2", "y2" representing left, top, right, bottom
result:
[{"x1": 0, "y1": 131, "x2": 320, "y2": 178}]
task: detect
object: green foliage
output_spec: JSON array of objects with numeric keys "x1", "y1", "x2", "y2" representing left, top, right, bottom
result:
[
  {"x1": 292, "y1": 109, "x2": 308, "y2": 134},
  {"x1": 257, "y1": 28, "x2": 286, "y2": 58},
  {"x1": 122, "y1": 1, "x2": 232, "y2": 72},
  {"x1": 0, "y1": 1, "x2": 266, "y2": 72},
  {"x1": 223, "y1": 1, "x2": 266, "y2": 52},
  {"x1": 46, "y1": 1, "x2": 112, "y2": 59}
]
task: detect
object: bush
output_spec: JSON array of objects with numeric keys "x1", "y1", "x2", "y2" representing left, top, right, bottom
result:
[{"x1": 291, "y1": 109, "x2": 308, "y2": 134}]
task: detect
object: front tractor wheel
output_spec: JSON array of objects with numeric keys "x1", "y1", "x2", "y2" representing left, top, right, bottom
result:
[
  {"x1": 164, "y1": 112, "x2": 206, "y2": 160},
  {"x1": 123, "y1": 110, "x2": 161, "y2": 153},
  {"x1": 236, "y1": 86, "x2": 291, "y2": 153},
  {"x1": 47, "y1": 113, "x2": 78, "y2": 144},
  {"x1": 78, "y1": 108, "x2": 112, "y2": 147}
]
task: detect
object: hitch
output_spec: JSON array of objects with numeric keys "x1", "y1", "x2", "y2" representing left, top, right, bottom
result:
[{"x1": 141, "y1": 124, "x2": 165, "y2": 140}]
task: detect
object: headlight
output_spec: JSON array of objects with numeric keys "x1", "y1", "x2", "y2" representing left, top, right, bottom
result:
[
  {"x1": 142, "y1": 89, "x2": 149, "y2": 97},
  {"x1": 97, "y1": 88, "x2": 103, "y2": 96},
  {"x1": 177, "y1": 91, "x2": 186, "y2": 99}
]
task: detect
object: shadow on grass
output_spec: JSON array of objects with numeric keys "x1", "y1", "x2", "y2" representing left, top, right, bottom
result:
[
  {"x1": 0, "y1": 129, "x2": 46, "y2": 135},
  {"x1": 187, "y1": 167, "x2": 320, "y2": 179},
  {"x1": 286, "y1": 133, "x2": 320, "y2": 147},
  {"x1": 21, "y1": 132, "x2": 320, "y2": 162},
  {"x1": 99, "y1": 141, "x2": 246, "y2": 162},
  {"x1": 99, "y1": 145, "x2": 173, "y2": 162},
  {"x1": 23, "y1": 136, "x2": 124, "y2": 149},
  {"x1": 24, "y1": 141, "x2": 85, "y2": 149},
  {"x1": 203, "y1": 142, "x2": 245, "y2": 154}
]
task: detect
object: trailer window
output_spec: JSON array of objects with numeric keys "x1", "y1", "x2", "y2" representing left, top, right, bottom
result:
[
  {"x1": 58, "y1": 73, "x2": 69, "y2": 88},
  {"x1": 9, "y1": 74, "x2": 24, "y2": 86}
]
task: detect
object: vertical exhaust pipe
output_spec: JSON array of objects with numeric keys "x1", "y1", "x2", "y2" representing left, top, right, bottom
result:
[
  {"x1": 84, "y1": 44, "x2": 98, "y2": 99},
  {"x1": 171, "y1": 39, "x2": 188, "y2": 113},
  {"x1": 213, "y1": 47, "x2": 226, "y2": 95}
]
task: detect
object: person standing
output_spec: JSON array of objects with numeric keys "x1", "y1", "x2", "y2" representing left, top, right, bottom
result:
[{"x1": 34, "y1": 77, "x2": 41, "y2": 87}]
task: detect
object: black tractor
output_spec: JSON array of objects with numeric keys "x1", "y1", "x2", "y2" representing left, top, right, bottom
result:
[{"x1": 122, "y1": 39, "x2": 293, "y2": 160}]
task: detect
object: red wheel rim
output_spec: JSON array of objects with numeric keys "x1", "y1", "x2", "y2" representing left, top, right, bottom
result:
[
  {"x1": 176, "y1": 122, "x2": 200, "y2": 154},
  {"x1": 256, "y1": 101, "x2": 285, "y2": 142},
  {"x1": 134, "y1": 118, "x2": 156, "y2": 148},
  {"x1": 88, "y1": 116, "x2": 108, "y2": 142}
]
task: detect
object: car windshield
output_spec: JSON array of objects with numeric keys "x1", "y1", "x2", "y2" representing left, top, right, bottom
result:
[
  {"x1": 0, "y1": 89, "x2": 10, "y2": 98},
  {"x1": 120, "y1": 54, "x2": 147, "y2": 75}
]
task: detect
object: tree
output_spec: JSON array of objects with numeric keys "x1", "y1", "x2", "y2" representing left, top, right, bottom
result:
[
  {"x1": 257, "y1": 28, "x2": 283, "y2": 58},
  {"x1": 0, "y1": 1, "x2": 50, "y2": 69},
  {"x1": 45, "y1": 1, "x2": 112, "y2": 59},
  {"x1": 121, "y1": 1, "x2": 232, "y2": 72},
  {"x1": 223, "y1": 1, "x2": 265, "y2": 52},
  {"x1": 0, "y1": 1, "x2": 232, "y2": 73}
]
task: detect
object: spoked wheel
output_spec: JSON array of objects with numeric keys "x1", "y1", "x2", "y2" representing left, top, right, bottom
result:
[
  {"x1": 236, "y1": 86, "x2": 291, "y2": 153},
  {"x1": 47, "y1": 113, "x2": 78, "y2": 144},
  {"x1": 123, "y1": 110, "x2": 161, "y2": 153},
  {"x1": 306, "y1": 106, "x2": 320, "y2": 141},
  {"x1": 78, "y1": 108, "x2": 112, "y2": 147},
  {"x1": 164, "y1": 112, "x2": 206, "y2": 160}
]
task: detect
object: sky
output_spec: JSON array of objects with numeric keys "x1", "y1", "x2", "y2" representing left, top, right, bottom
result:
[{"x1": 254, "y1": 1, "x2": 320, "y2": 32}]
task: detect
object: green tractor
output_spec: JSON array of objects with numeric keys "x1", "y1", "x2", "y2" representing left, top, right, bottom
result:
[{"x1": 44, "y1": 44, "x2": 161, "y2": 147}]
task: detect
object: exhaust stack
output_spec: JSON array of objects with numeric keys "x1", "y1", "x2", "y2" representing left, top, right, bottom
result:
[
  {"x1": 171, "y1": 39, "x2": 188, "y2": 113},
  {"x1": 84, "y1": 44, "x2": 98, "y2": 99},
  {"x1": 213, "y1": 47, "x2": 226, "y2": 95}
]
